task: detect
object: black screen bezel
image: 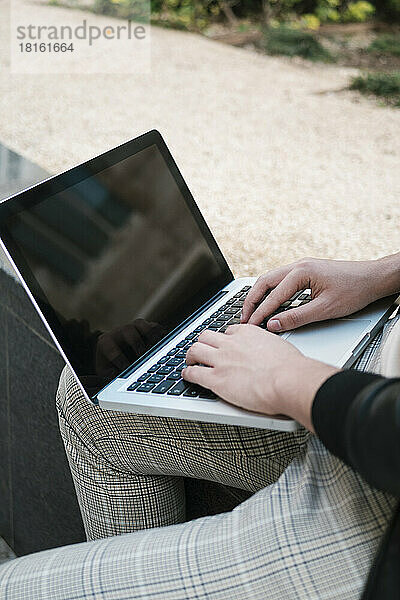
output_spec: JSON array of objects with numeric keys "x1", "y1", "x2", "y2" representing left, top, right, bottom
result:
[{"x1": 0, "y1": 130, "x2": 233, "y2": 396}]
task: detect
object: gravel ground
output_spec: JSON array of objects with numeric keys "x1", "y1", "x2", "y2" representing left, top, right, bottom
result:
[{"x1": 0, "y1": 0, "x2": 399, "y2": 277}]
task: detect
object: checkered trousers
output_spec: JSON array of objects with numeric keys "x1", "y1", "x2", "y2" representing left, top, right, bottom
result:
[{"x1": 0, "y1": 316, "x2": 398, "y2": 600}]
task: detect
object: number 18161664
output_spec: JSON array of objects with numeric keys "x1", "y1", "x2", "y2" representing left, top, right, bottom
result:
[{"x1": 19, "y1": 42, "x2": 74, "y2": 52}]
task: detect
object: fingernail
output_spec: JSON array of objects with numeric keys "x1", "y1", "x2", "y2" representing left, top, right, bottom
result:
[{"x1": 268, "y1": 319, "x2": 281, "y2": 332}]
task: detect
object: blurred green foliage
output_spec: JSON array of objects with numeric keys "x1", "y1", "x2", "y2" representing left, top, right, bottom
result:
[
  {"x1": 94, "y1": 0, "x2": 149, "y2": 20},
  {"x1": 342, "y1": 1, "x2": 375, "y2": 22},
  {"x1": 92, "y1": 0, "x2": 400, "y2": 28},
  {"x1": 261, "y1": 25, "x2": 334, "y2": 60},
  {"x1": 350, "y1": 71, "x2": 400, "y2": 105},
  {"x1": 368, "y1": 34, "x2": 400, "y2": 56},
  {"x1": 313, "y1": 0, "x2": 374, "y2": 24},
  {"x1": 149, "y1": 0, "x2": 220, "y2": 30}
]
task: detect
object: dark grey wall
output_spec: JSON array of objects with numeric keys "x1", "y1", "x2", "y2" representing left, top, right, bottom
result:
[
  {"x1": 0, "y1": 268, "x2": 86, "y2": 556},
  {"x1": 0, "y1": 145, "x2": 86, "y2": 555}
]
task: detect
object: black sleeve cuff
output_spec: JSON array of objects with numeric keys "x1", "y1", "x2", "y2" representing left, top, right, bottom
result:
[{"x1": 312, "y1": 370, "x2": 383, "y2": 464}]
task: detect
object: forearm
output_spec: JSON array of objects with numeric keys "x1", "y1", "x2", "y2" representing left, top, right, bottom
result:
[
  {"x1": 370, "y1": 252, "x2": 400, "y2": 300},
  {"x1": 273, "y1": 358, "x2": 338, "y2": 433}
]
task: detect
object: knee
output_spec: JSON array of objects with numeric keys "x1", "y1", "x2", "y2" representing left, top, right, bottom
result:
[{"x1": 56, "y1": 365, "x2": 95, "y2": 437}]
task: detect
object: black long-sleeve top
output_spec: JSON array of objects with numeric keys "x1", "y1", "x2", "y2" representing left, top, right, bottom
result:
[{"x1": 312, "y1": 371, "x2": 400, "y2": 600}]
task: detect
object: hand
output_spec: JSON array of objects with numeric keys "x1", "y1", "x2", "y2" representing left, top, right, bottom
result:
[
  {"x1": 183, "y1": 324, "x2": 338, "y2": 430},
  {"x1": 241, "y1": 255, "x2": 400, "y2": 333}
]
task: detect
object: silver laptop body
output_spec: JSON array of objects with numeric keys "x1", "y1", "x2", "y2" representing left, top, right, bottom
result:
[
  {"x1": 98, "y1": 282, "x2": 396, "y2": 430},
  {"x1": 0, "y1": 130, "x2": 396, "y2": 431}
]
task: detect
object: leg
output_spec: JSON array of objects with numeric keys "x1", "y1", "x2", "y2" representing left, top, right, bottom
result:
[
  {"x1": 2, "y1": 317, "x2": 397, "y2": 598},
  {"x1": 57, "y1": 370, "x2": 186, "y2": 538},
  {"x1": 57, "y1": 368, "x2": 310, "y2": 540},
  {"x1": 0, "y1": 435, "x2": 396, "y2": 600}
]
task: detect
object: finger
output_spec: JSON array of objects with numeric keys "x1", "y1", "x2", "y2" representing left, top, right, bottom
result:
[
  {"x1": 224, "y1": 324, "x2": 242, "y2": 335},
  {"x1": 182, "y1": 365, "x2": 215, "y2": 389},
  {"x1": 198, "y1": 329, "x2": 226, "y2": 347},
  {"x1": 186, "y1": 342, "x2": 217, "y2": 366},
  {"x1": 248, "y1": 270, "x2": 309, "y2": 325},
  {"x1": 241, "y1": 266, "x2": 292, "y2": 323},
  {"x1": 267, "y1": 297, "x2": 326, "y2": 332}
]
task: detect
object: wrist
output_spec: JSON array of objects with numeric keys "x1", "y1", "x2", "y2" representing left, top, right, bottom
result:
[
  {"x1": 273, "y1": 358, "x2": 339, "y2": 432},
  {"x1": 369, "y1": 253, "x2": 400, "y2": 299}
]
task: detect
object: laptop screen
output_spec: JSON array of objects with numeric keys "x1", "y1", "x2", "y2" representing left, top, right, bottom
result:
[{"x1": 0, "y1": 132, "x2": 232, "y2": 398}]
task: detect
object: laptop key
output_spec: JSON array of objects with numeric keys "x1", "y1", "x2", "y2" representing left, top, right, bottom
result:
[
  {"x1": 167, "y1": 380, "x2": 190, "y2": 395},
  {"x1": 167, "y1": 348, "x2": 178, "y2": 356},
  {"x1": 185, "y1": 332, "x2": 197, "y2": 340},
  {"x1": 166, "y1": 357, "x2": 183, "y2": 367},
  {"x1": 232, "y1": 302, "x2": 244, "y2": 309},
  {"x1": 288, "y1": 291, "x2": 302, "y2": 302},
  {"x1": 202, "y1": 318, "x2": 213, "y2": 325},
  {"x1": 157, "y1": 356, "x2": 169, "y2": 364},
  {"x1": 148, "y1": 364, "x2": 159, "y2": 373},
  {"x1": 137, "y1": 382, "x2": 156, "y2": 392},
  {"x1": 290, "y1": 299, "x2": 302, "y2": 308},
  {"x1": 227, "y1": 318, "x2": 241, "y2": 326},
  {"x1": 127, "y1": 382, "x2": 140, "y2": 391},
  {"x1": 157, "y1": 365, "x2": 174, "y2": 375},
  {"x1": 148, "y1": 374, "x2": 164, "y2": 383},
  {"x1": 152, "y1": 380, "x2": 175, "y2": 394},
  {"x1": 183, "y1": 386, "x2": 201, "y2": 398},
  {"x1": 167, "y1": 371, "x2": 182, "y2": 381},
  {"x1": 198, "y1": 389, "x2": 217, "y2": 400},
  {"x1": 137, "y1": 373, "x2": 149, "y2": 382}
]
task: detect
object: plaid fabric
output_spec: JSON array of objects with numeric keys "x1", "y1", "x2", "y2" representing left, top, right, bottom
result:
[
  {"x1": 56, "y1": 362, "x2": 310, "y2": 540},
  {"x1": 0, "y1": 316, "x2": 398, "y2": 600}
]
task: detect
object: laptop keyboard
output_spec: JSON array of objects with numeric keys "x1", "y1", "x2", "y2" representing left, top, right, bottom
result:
[{"x1": 127, "y1": 285, "x2": 312, "y2": 400}]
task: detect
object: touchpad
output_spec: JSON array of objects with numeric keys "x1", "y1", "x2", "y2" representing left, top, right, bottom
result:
[{"x1": 286, "y1": 319, "x2": 372, "y2": 367}]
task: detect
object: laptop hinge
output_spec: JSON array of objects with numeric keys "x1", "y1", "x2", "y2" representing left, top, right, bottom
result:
[{"x1": 93, "y1": 288, "x2": 229, "y2": 398}]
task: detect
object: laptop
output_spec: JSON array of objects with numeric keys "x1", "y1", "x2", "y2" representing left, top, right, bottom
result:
[{"x1": 0, "y1": 130, "x2": 397, "y2": 431}]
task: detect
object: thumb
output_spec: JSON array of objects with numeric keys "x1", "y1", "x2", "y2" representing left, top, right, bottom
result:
[{"x1": 267, "y1": 297, "x2": 326, "y2": 332}]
